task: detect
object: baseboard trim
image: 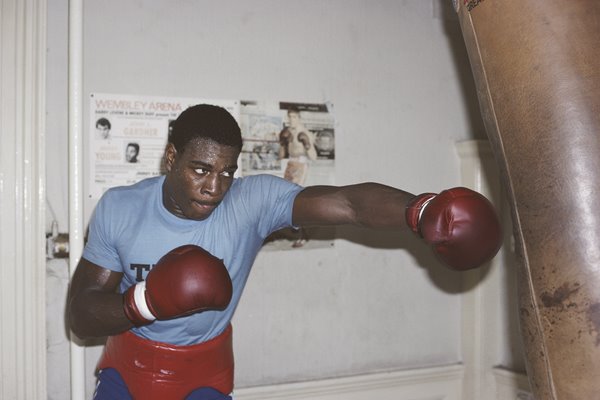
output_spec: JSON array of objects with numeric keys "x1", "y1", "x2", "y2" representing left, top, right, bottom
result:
[
  {"x1": 234, "y1": 364, "x2": 464, "y2": 400},
  {"x1": 493, "y1": 368, "x2": 532, "y2": 400}
]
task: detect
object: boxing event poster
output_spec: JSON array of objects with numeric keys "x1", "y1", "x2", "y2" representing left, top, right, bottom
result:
[
  {"x1": 87, "y1": 93, "x2": 240, "y2": 201},
  {"x1": 239, "y1": 100, "x2": 335, "y2": 186},
  {"x1": 239, "y1": 100, "x2": 336, "y2": 249}
]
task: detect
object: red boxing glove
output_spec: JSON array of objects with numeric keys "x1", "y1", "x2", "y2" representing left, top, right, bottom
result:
[
  {"x1": 123, "y1": 245, "x2": 233, "y2": 327},
  {"x1": 406, "y1": 187, "x2": 502, "y2": 271}
]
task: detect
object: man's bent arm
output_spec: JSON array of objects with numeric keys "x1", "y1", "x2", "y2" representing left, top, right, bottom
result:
[{"x1": 68, "y1": 258, "x2": 134, "y2": 339}]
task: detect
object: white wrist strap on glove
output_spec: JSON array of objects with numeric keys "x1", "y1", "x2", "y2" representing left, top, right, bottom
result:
[{"x1": 133, "y1": 281, "x2": 156, "y2": 322}]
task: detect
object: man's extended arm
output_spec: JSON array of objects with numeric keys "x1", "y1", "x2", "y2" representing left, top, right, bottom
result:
[
  {"x1": 292, "y1": 183, "x2": 412, "y2": 229},
  {"x1": 293, "y1": 183, "x2": 502, "y2": 270}
]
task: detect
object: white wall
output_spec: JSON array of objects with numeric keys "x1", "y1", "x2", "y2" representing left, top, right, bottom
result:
[{"x1": 45, "y1": 0, "x2": 524, "y2": 397}]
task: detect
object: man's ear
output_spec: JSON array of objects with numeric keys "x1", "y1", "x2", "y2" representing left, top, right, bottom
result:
[{"x1": 164, "y1": 143, "x2": 177, "y2": 172}]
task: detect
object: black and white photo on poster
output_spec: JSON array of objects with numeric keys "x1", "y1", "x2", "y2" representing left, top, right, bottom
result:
[
  {"x1": 240, "y1": 100, "x2": 336, "y2": 249},
  {"x1": 239, "y1": 100, "x2": 335, "y2": 186}
]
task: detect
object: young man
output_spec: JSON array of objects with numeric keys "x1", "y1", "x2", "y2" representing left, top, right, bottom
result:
[{"x1": 68, "y1": 104, "x2": 501, "y2": 400}]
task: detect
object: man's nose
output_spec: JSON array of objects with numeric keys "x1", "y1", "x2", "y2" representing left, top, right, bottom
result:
[{"x1": 201, "y1": 173, "x2": 220, "y2": 195}]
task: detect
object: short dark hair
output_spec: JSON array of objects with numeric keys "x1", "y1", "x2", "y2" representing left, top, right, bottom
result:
[
  {"x1": 169, "y1": 104, "x2": 243, "y2": 153},
  {"x1": 96, "y1": 117, "x2": 111, "y2": 129},
  {"x1": 127, "y1": 142, "x2": 139, "y2": 153}
]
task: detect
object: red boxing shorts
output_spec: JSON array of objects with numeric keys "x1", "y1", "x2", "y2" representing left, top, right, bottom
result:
[{"x1": 97, "y1": 325, "x2": 234, "y2": 399}]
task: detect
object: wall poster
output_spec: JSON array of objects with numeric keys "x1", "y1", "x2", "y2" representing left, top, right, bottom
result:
[
  {"x1": 88, "y1": 93, "x2": 240, "y2": 200},
  {"x1": 239, "y1": 100, "x2": 336, "y2": 249},
  {"x1": 88, "y1": 93, "x2": 336, "y2": 249}
]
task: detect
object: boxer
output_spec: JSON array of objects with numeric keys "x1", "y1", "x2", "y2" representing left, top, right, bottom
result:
[
  {"x1": 68, "y1": 104, "x2": 501, "y2": 399},
  {"x1": 278, "y1": 108, "x2": 318, "y2": 160}
]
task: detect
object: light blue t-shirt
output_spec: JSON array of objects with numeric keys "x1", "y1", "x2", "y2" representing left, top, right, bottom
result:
[{"x1": 83, "y1": 174, "x2": 303, "y2": 345}]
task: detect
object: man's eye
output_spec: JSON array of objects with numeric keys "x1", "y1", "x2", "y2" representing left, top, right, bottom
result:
[
  {"x1": 194, "y1": 168, "x2": 208, "y2": 175},
  {"x1": 220, "y1": 171, "x2": 234, "y2": 178}
]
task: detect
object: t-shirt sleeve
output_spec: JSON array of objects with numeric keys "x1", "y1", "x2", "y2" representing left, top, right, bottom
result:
[
  {"x1": 238, "y1": 175, "x2": 303, "y2": 238},
  {"x1": 81, "y1": 191, "x2": 124, "y2": 272}
]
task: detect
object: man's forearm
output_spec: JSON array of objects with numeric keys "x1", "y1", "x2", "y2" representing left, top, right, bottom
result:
[
  {"x1": 69, "y1": 290, "x2": 133, "y2": 339},
  {"x1": 343, "y1": 182, "x2": 415, "y2": 229}
]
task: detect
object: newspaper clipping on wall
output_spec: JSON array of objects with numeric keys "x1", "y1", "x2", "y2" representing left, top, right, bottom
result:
[{"x1": 240, "y1": 100, "x2": 336, "y2": 249}]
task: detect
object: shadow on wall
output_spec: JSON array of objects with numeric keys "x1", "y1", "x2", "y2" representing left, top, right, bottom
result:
[
  {"x1": 294, "y1": 223, "x2": 473, "y2": 295},
  {"x1": 438, "y1": 0, "x2": 488, "y2": 141},
  {"x1": 336, "y1": 225, "x2": 478, "y2": 295}
]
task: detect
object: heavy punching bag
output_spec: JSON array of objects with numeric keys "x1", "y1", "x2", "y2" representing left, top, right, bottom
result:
[{"x1": 455, "y1": 1, "x2": 600, "y2": 398}]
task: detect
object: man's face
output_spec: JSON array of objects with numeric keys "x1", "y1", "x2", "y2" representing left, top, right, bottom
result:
[
  {"x1": 287, "y1": 111, "x2": 301, "y2": 128},
  {"x1": 97, "y1": 124, "x2": 110, "y2": 139},
  {"x1": 126, "y1": 145, "x2": 138, "y2": 162},
  {"x1": 162, "y1": 137, "x2": 239, "y2": 220}
]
